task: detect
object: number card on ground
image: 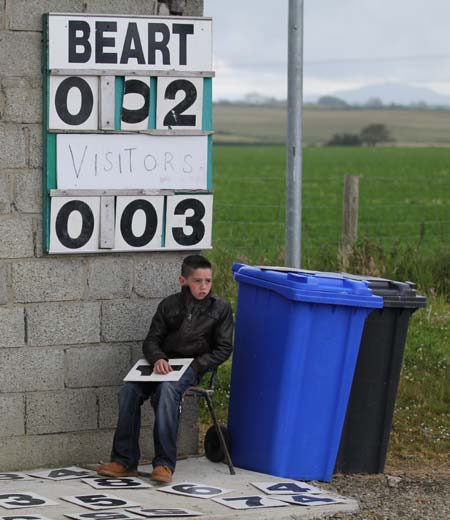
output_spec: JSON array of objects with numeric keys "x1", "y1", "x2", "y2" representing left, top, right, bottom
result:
[
  {"x1": 212, "y1": 495, "x2": 288, "y2": 510},
  {"x1": 0, "y1": 515, "x2": 54, "y2": 520},
  {"x1": 27, "y1": 467, "x2": 97, "y2": 481},
  {"x1": 276, "y1": 494, "x2": 347, "y2": 506},
  {"x1": 0, "y1": 474, "x2": 35, "y2": 481},
  {"x1": 61, "y1": 495, "x2": 139, "y2": 511},
  {"x1": 124, "y1": 359, "x2": 193, "y2": 382},
  {"x1": 251, "y1": 481, "x2": 324, "y2": 495},
  {"x1": 157, "y1": 483, "x2": 233, "y2": 500},
  {"x1": 65, "y1": 512, "x2": 143, "y2": 520},
  {"x1": 81, "y1": 477, "x2": 151, "y2": 490},
  {"x1": 127, "y1": 509, "x2": 203, "y2": 518},
  {"x1": 0, "y1": 494, "x2": 58, "y2": 510},
  {"x1": 43, "y1": 13, "x2": 215, "y2": 255}
]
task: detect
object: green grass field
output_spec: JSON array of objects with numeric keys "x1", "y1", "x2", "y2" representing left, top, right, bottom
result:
[
  {"x1": 203, "y1": 145, "x2": 450, "y2": 468},
  {"x1": 214, "y1": 104, "x2": 450, "y2": 146},
  {"x1": 212, "y1": 146, "x2": 450, "y2": 270}
]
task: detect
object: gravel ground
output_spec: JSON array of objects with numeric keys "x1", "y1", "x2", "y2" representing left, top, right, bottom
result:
[{"x1": 320, "y1": 471, "x2": 450, "y2": 519}]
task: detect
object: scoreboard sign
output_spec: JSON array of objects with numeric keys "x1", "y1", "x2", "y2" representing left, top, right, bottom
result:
[{"x1": 43, "y1": 13, "x2": 214, "y2": 254}]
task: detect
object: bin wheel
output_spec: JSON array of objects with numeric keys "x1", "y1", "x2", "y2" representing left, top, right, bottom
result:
[{"x1": 204, "y1": 425, "x2": 230, "y2": 463}]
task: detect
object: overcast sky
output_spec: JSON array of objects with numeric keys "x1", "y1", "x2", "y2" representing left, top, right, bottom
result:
[{"x1": 204, "y1": 0, "x2": 450, "y2": 100}]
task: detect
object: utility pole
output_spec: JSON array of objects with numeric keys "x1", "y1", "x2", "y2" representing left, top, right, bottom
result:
[{"x1": 285, "y1": 0, "x2": 304, "y2": 268}]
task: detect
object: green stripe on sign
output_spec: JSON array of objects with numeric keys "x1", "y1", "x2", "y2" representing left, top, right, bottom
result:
[
  {"x1": 149, "y1": 77, "x2": 157, "y2": 129},
  {"x1": 115, "y1": 76, "x2": 124, "y2": 130},
  {"x1": 202, "y1": 77, "x2": 213, "y2": 131}
]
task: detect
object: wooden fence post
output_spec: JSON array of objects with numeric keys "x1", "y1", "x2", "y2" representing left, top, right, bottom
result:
[{"x1": 341, "y1": 175, "x2": 360, "y2": 270}]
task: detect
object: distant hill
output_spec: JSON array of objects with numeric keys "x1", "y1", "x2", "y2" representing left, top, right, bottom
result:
[
  {"x1": 213, "y1": 104, "x2": 450, "y2": 146},
  {"x1": 318, "y1": 83, "x2": 450, "y2": 107}
]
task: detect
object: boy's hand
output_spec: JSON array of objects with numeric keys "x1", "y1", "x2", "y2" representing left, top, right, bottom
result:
[{"x1": 154, "y1": 359, "x2": 173, "y2": 375}]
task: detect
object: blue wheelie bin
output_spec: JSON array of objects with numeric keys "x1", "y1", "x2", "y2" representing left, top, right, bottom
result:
[{"x1": 228, "y1": 264, "x2": 383, "y2": 482}]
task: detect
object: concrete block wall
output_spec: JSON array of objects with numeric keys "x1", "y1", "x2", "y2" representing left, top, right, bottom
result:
[{"x1": 0, "y1": 0, "x2": 203, "y2": 471}]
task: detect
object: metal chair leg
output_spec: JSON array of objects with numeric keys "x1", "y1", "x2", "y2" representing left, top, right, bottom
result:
[{"x1": 205, "y1": 392, "x2": 235, "y2": 475}]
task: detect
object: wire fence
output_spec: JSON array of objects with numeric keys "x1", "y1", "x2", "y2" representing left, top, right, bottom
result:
[{"x1": 211, "y1": 173, "x2": 450, "y2": 265}]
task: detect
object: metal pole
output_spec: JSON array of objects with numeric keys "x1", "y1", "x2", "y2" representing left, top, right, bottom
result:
[{"x1": 286, "y1": 0, "x2": 304, "y2": 268}]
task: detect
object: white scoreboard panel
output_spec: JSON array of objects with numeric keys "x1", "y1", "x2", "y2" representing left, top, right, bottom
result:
[{"x1": 43, "y1": 13, "x2": 214, "y2": 254}]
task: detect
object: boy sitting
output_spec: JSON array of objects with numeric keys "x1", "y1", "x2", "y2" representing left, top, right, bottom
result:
[{"x1": 97, "y1": 255, "x2": 234, "y2": 483}]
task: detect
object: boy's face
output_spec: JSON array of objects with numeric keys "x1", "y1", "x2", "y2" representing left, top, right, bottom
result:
[{"x1": 179, "y1": 268, "x2": 212, "y2": 300}]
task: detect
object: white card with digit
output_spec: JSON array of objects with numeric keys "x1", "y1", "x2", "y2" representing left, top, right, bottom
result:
[
  {"x1": 212, "y1": 495, "x2": 288, "y2": 510},
  {"x1": 82, "y1": 477, "x2": 151, "y2": 490},
  {"x1": 251, "y1": 481, "x2": 324, "y2": 495},
  {"x1": 61, "y1": 495, "x2": 139, "y2": 510},
  {"x1": 123, "y1": 359, "x2": 193, "y2": 382},
  {"x1": 157, "y1": 482, "x2": 233, "y2": 500}
]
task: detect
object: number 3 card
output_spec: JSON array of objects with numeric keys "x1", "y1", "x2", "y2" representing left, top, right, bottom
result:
[{"x1": 0, "y1": 493, "x2": 58, "y2": 509}]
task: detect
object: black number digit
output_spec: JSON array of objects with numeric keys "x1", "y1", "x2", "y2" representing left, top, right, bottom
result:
[
  {"x1": 172, "y1": 199, "x2": 205, "y2": 246},
  {"x1": 2, "y1": 516, "x2": 42, "y2": 520},
  {"x1": 163, "y1": 79, "x2": 197, "y2": 127},
  {"x1": 55, "y1": 200, "x2": 95, "y2": 249},
  {"x1": 55, "y1": 77, "x2": 94, "y2": 126},
  {"x1": 120, "y1": 199, "x2": 158, "y2": 247},
  {"x1": 267, "y1": 482, "x2": 310, "y2": 493},
  {"x1": 291, "y1": 495, "x2": 335, "y2": 504},
  {"x1": 0, "y1": 474, "x2": 25, "y2": 480},
  {"x1": 136, "y1": 366, "x2": 152, "y2": 376},
  {"x1": 225, "y1": 496, "x2": 264, "y2": 507},
  {"x1": 172, "y1": 484, "x2": 220, "y2": 496},
  {"x1": 0, "y1": 494, "x2": 45, "y2": 507},
  {"x1": 121, "y1": 79, "x2": 150, "y2": 124}
]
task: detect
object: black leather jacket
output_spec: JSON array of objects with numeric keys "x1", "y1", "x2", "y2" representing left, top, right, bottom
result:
[{"x1": 143, "y1": 287, "x2": 234, "y2": 376}]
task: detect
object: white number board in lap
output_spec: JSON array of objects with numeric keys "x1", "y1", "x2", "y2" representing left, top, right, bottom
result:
[
  {"x1": 61, "y1": 495, "x2": 139, "y2": 511},
  {"x1": 165, "y1": 195, "x2": 213, "y2": 249},
  {"x1": 0, "y1": 493, "x2": 58, "y2": 509},
  {"x1": 114, "y1": 196, "x2": 164, "y2": 251},
  {"x1": 156, "y1": 77, "x2": 203, "y2": 130}
]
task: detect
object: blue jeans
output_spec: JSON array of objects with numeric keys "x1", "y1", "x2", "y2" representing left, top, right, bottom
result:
[{"x1": 111, "y1": 366, "x2": 198, "y2": 473}]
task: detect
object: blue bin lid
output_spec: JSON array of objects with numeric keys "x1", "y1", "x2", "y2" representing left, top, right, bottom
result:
[
  {"x1": 255, "y1": 266, "x2": 426, "y2": 309},
  {"x1": 233, "y1": 264, "x2": 383, "y2": 309}
]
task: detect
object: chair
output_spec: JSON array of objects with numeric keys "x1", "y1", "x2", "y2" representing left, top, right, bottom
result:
[{"x1": 185, "y1": 368, "x2": 235, "y2": 475}]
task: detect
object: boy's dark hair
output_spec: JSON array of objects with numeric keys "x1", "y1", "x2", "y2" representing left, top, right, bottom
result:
[{"x1": 181, "y1": 255, "x2": 212, "y2": 277}]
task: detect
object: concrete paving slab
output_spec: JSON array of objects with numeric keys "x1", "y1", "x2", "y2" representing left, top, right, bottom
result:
[{"x1": 0, "y1": 458, "x2": 358, "y2": 519}]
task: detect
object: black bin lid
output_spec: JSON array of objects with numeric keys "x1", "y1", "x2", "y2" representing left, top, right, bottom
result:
[{"x1": 338, "y1": 274, "x2": 426, "y2": 309}]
